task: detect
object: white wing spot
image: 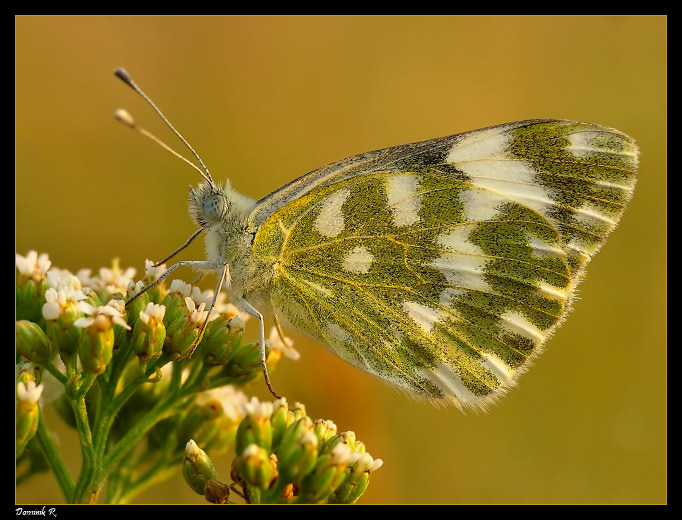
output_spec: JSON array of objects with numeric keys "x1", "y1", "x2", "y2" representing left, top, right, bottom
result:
[
  {"x1": 447, "y1": 130, "x2": 554, "y2": 220},
  {"x1": 429, "y1": 253, "x2": 491, "y2": 293},
  {"x1": 314, "y1": 188, "x2": 350, "y2": 237},
  {"x1": 420, "y1": 363, "x2": 477, "y2": 406},
  {"x1": 436, "y1": 224, "x2": 483, "y2": 255},
  {"x1": 481, "y1": 353, "x2": 514, "y2": 382},
  {"x1": 527, "y1": 237, "x2": 567, "y2": 260},
  {"x1": 567, "y1": 131, "x2": 601, "y2": 157},
  {"x1": 401, "y1": 300, "x2": 447, "y2": 333},
  {"x1": 342, "y1": 245, "x2": 374, "y2": 274},
  {"x1": 386, "y1": 174, "x2": 422, "y2": 227},
  {"x1": 499, "y1": 310, "x2": 545, "y2": 342},
  {"x1": 446, "y1": 127, "x2": 512, "y2": 164},
  {"x1": 535, "y1": 281, "x2": 567, "y2": 301},
  {"x1": 573, "y1": 201, "x2": 618, "y2": 227},
  {"x1": 458, "y1": 188, "x2": 504, "y2": 222}
]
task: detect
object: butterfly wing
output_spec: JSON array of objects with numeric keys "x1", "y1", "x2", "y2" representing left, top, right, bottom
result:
[{"x1": 248, "y1": 120, "x2": 638, "y2": 409}]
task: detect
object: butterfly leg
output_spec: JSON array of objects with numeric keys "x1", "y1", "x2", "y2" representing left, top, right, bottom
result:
[
  {"x1": 126, "y1": 260, "x2": 227, "y2": 358},
  {"x1": 126, "y1": 259, "x2": 224, "y2": 305},
  {"x1": 184, "y1": 262, "x2": 230, "y2": 356},
  {"x1": 238, "y1": 297, "x2": 281, "y2": 400},
  {"x1": 154, "y1": 227, "x2": 204, "y2": 267}
]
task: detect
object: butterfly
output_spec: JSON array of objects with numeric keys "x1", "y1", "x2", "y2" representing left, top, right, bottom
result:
[{"x1": 116, "y1": 68, "x2": 638, "y2": 410}]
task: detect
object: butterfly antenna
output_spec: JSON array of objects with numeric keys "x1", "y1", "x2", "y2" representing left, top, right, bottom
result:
[{"x1": 114, "y1": 67, "x2": 215, "y2": 187}]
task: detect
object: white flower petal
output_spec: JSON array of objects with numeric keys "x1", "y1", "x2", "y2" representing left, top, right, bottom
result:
[
  {"x1": 77, "y1": 301, "x2": 97, "y2": 315},
  {"x1": 74, "y1": 316, "x2": 95, "y2": 328},
  {"x1": 17, "y1": 380, "x2": 44, "y2": 404},
  {"x1": 42, "y1": 302, "x2": 61, "y2": 321},
  {"x1": 170, "y1": 279, "x2": 192, "y2": 296}
]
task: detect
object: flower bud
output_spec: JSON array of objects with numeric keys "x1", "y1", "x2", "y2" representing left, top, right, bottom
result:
[
  {"x1": 16, "y1": 361, "x2": 42, "y2": 387},
  {"x1": 329, "y1": 452, "x2": 383, "y2": 504},
  {"x1": 313, "y1": 419, "x2": 338, "y2": 448},
  {"x1": 163, "y1": 297, "x2": 217, "y2": 359},
  {"x1": 43, "y1": 286, "x2": 86, "y2": 358},
  {"x1": 74, "y1": 301, "x2": 130, "y2": 374},
  {"x1": 164, "y1": 314, "x2": 198, "y2": 360},
  {"x1": 237, "y1": 443, "x2": 277, "y2": 489},
  {"x1": 160, "y1": 281, "x2": 192, "y2": 324},
  {"x1": 140, "y1": 260, "x2": 168, "y2": 303},
  {"x1": 298, "y1": 442, "x2": 353, "y2": 503},
  {"x1": 16, "y1": 251, "x2": 51, "y2": 324},
  {"x1": 220, "y1": 339, "x2": 265, "y2": 382},
  {"x1": 199, "y1": 315, "x2": 245, "y2": 366},
  {"x1": 131, "y1": 302, "x2": 166, "y2": 362},
  {"x1": 235, "y1": 400, "x2": 273, "y2": 454},
  {"x1": 16, "y1": 320, "x2": 52, "y2": 365},
  {"x1": 289, "y1": 402, "x2": 307, "y2": 422},
  {"x1": 275, "y1": 416, "x2": 318, "y2": 485},
  {"x1": 182, "y1": 439, "x2": 217, "y2": 495},
  {"x1": 16, "y1": 381, "x2": 44, "y2": 457},
  {"x1": 178, "y1": 398, "x2": 236, "y2": 456},
  {"x1": 76, "y1": 316, "x2": 114, "y2": 374},
  {"x1": 324, "y1": 430, "x2": 360, "y2": 455},
  {"x1": 125, "y1": 280, "x2": 151, "y2": 328},
  {"x1": 270, "y1": 397, "x2": 290, "y2": 448}
]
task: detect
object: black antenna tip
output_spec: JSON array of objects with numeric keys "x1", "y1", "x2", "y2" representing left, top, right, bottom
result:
[{"x1": 114, "y1": 68, "x2": 133, "y2": 86}]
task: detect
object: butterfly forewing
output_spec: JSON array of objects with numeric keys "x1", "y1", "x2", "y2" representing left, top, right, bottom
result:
[{"x1": 249, "y1": 120, "x2": 638, "y2": 409}]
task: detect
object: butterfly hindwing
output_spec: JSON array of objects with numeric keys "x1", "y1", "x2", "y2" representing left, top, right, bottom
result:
[{"x1": 248, "y1": 120, "x2": 638, "y2": 409}]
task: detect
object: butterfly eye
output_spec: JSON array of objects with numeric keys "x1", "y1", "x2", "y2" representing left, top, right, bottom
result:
[{"x1": 203, "y1": 193, "x2": 227, "y2": 224}]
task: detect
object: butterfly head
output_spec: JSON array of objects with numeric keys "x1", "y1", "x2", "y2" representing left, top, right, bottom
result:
[
  {"x1": 188, "y1": 179, "x2": 257, "y2": 232},
  {"x1": 188, "y1": 180, "x2": 228, "y2": 228}
]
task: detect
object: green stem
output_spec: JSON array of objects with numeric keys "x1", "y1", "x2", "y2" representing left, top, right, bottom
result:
[
  {"x1": 92, "y1": 357, "x2": 169, "y2": 459},
  {"x1": 101, "y1": 388, "x2": 182, "y2": 476},
  {"x1": 206, "y1": 373, "x2": 242, "y2": 389},
  {"x1": 247, "y1": 485, "x2": 262, "y2": 504},
  {"x1": 75, "y1": 372, "x2": 98, "y2": 400},
  {"x1": 70, "y1": 395, "x2": 98, "y2": 503},
  {"x1": 36, "y1": 412, "x2": 75, "y2": 501},
  {"x1": 93, "y1": 372, "x2": 145, "y2": 457},
  {"x1": 109, "y1": 333, "x2": 134, "y2": 384},
  {"x1": 181, "y1": 361, "x2": 212, "y2": 394},
  {"x1": 43, "y1": 360, "x2": 66, "y2": 385}
]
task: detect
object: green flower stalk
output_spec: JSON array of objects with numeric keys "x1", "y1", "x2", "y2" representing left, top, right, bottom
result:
[{"x1": 14, "y1": 252, "x2": 383, "y2": 505}]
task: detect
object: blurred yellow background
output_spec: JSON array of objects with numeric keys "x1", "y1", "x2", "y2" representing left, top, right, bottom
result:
[{"x1": 15, "y1": 15, "x2": 666, "y2": 504}]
